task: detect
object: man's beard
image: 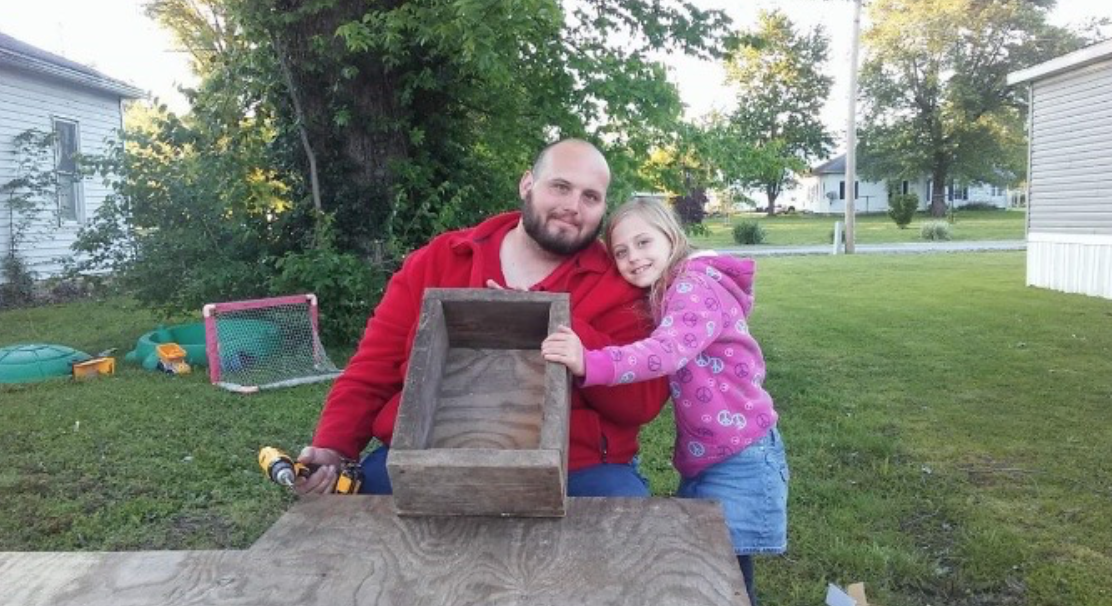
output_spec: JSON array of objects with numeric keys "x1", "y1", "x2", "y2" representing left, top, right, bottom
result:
[{"x1": 522, "y1": 191, "x2": 601, "y2": 256}]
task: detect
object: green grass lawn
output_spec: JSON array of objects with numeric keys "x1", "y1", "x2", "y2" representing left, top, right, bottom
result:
[
  {"x1": 3, "y1": 252, "x2": 1111, "y2": 605},
  {"x1": 692, "y1": 208, "x2": 1026, "y2": 248}
]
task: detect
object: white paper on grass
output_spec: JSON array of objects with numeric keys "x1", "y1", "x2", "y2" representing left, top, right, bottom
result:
[{"x1": 825, "y1": 583, "x2": 859, "y2": 606}]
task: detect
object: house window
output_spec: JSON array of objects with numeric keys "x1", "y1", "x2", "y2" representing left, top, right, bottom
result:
[
  {"x1": 54, "y1": 119, "x2": 81, "y2": 223},
  {"x1": 947, "y1": 180, "x2": 968, "y2": 202},
  {"x1": 838, "y1": 180, "x2": 860, "y2": 200},
  {"x1": 991, "y1": 185, "x2": 1004, "y2": 197},
  {"x1": 901, "y1": 180, "x2": 910, "y2": 195}
]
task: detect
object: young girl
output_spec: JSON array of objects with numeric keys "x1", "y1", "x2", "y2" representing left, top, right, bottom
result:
[{"x1": 541, "y1": 198, "x2": 788, "y2": 606}]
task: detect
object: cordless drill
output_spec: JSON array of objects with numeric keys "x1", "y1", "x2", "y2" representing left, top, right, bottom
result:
[{"x1": 258, "y1": 446, "x2": 363, "y2": 494}]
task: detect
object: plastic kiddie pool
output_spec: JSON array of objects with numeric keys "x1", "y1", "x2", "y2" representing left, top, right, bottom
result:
[
  {"x1": 0, "y1": 344, "x2": 91, "y2": 384},
  {"x1": 126, "y1": 322, "x2": 210, "y2": 370},
  {"x1": 125, "y1": 320, "x2": 282, "y2": 371}
]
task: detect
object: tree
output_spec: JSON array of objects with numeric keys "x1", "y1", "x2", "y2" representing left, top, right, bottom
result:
[
  {"x1": 228, "y1": 0, "x2": 729, "y2": 255},
  {"x1": 74, "y1": 0, "x2": 732, "y2": 341},
  {"x1": 722, "y1": 10, "x2": 833, "y2": 216},
  {"x1": 138, "y1": 0, "x2": 731, "y2": 256},
  {"x1": 859, "y1": 0, "x2": 1092, "y2": 217}
]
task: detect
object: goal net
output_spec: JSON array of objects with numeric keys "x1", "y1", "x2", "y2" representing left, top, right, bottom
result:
[{"x1": 203, "y1": 294, "x2": 342, "y2": 393}]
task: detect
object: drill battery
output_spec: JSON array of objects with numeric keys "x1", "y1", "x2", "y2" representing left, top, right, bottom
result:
[{"x1": 258, "y1": 446, "x2": 362, "y2": 495}]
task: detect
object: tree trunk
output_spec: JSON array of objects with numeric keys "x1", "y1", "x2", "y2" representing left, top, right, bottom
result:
[
  {"x1": 930, "y1": 163, "x2": 948, "y2": 217},
  {"x1": 274, "y1": 0, "x2": 411, "y2": 250},
  {"x1": 765, "y1": 186, "x2": 779, "y2": 216}
]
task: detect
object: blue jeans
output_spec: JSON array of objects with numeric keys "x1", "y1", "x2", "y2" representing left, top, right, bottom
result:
[
  {"x1": 677, "y1": 426, "x2": 789, "y2": 555},
  {"x1": 358, "y1": 447, "x2": 650, "y2": 497}
]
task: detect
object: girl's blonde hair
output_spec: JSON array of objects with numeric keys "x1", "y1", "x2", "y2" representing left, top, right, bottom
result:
[{"x1": 605, "y1": 197, "x2": 694, "y2": 320}]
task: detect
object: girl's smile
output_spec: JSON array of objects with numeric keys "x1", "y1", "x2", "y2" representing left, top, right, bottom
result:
[{"x1": 609, "y1": 214, "x2": 674, "y2": 288}]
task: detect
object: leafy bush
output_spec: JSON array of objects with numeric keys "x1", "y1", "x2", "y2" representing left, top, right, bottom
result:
[
  {"x1": 0, "y1": 253, "x2": 35, "y2": 309},
  {"x1": 269, "y1": 215, "x2": 391, "y2": 344},
  {"x1": 733, "y1": 221, "x2": 767, "y2": 245},
  {"x1": 271, "y1": 246, "x2": 387, "y2": 345},
  {"x1": 672, "y1": 188, "x2": 708, "y2": 227},
  {"x1": 887, "y1": 193, "x2": 918, "y2": 228},
  {"x1": 920, "y1": 221, "x2": 953, "y2": 241}
]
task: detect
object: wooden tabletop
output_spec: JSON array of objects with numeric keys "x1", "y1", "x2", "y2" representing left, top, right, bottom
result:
[{"x1": 1, "y1": 496, "x2": 749, "y2": 606}]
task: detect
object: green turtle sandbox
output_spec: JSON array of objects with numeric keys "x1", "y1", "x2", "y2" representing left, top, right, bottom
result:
[{"x1": 0, "y1": 344, "x2": 91, "y2": 384}]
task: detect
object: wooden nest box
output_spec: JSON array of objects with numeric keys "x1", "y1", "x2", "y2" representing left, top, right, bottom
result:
[{"x1": 387, "y1": 288, "x2": 571, "y2": 517}]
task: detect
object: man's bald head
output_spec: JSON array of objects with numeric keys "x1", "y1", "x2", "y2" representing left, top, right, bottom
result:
[{"x1": 530, "y1": 139, "x2": 610, "y2": 183}]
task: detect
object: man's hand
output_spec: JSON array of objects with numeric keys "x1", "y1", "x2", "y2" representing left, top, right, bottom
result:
[
  {"x1": 542, "y1": 325, "x2": 586, "y2": 377},
  {"x1": 293, "y1": 446, "x2": 343, "y2": 495}
]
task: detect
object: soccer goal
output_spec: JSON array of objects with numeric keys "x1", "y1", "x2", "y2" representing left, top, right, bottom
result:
[{"x1": 203, "y1": 294, "x2": 342, "y2": 393}]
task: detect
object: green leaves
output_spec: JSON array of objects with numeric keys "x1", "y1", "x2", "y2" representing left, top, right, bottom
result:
[
  {"x1": 72, "y1": 0, "x2": 735, "y2": 337},
  {"x1": 859, "y1": 0, "x2": 1092, "y2": 216},
  {"x1": 720, "y1": 10, "x2": 833, "y2": 214}
]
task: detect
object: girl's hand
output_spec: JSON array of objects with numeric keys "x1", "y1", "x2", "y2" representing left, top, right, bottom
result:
[
  {"x1": 542, "y1": 325, "x2": 585, "y2": 377},
  {"x1": 485, "y1": 279, "x2": 528, "y2": 292}
]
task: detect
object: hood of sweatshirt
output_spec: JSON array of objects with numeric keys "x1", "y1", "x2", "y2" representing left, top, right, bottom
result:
[{"x1": 681, "y1": 253, "x2": 756, "y2": 318}]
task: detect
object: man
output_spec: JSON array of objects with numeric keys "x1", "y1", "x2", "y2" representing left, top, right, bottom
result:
[{"x1": 296, "y1": 139, "x2": 668, "y2": 496}]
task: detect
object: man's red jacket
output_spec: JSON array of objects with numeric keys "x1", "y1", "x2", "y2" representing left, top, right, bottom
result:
[{"x1": 313, "y1": 211, "x2": 669, "y2": 471}]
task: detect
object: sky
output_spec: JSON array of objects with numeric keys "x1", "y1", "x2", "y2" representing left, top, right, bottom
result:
[{"x1": 2, "y1": 0, "x2": 1109, "y2": 148}]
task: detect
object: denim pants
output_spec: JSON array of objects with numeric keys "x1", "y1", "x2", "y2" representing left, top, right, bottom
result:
[
  {"x1": 358, "y1": 446, "x2": 652, "y2": 497},
  {"x1": 677, "y1": 426, "x2": 789, "y2": 555}
]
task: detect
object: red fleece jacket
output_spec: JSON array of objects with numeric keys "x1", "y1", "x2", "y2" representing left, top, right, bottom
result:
[{"x1": 313, "y1": 211, "x2": 668, "y2": 470}]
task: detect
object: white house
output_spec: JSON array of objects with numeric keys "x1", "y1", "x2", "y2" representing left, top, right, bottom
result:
[
  {"x1": 784, "y1": 154, "x2": 1010, "y2": 215},
  {"x1": 0, "y1": 31, "x2": 143, "y2": 283},
  {"x1": 1008, "y1": 41, "x2": 1112, "y2": 301}
]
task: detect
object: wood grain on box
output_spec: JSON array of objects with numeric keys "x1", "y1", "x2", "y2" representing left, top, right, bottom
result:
[{"x1": 389, "y1": 288, "x2": 571, "y2": 517}]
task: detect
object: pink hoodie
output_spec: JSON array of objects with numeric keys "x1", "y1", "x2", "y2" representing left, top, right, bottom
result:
[{"x1": 581, "y1": 254, "x2": 778, "y2": 478}]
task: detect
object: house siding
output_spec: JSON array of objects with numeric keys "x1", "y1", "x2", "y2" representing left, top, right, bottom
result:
[
  {"x1": 1027, "y1": 59, "x2": 1112, "y2": 235},
  {"x1": 1017, "y1": 48, "x2": 1112, "y2": 301},
  {"x1": 0, "y1": 64, "x2": 124, "y2": 282}
]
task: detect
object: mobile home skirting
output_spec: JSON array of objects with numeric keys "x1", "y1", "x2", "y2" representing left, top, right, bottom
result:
[{"x1": 1027, "y1": 232, "x2": 1112, "y2": 300}]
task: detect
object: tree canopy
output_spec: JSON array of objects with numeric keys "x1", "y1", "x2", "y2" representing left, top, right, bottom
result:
[
  {"x1": 858, "y1": 0, "x2": 1092, "y2": 216},
  {"x1": 73, "y1": 0, "x2": 730, "y2": 339},
  {"x1": 721, "y1": 10, "x2": 833, "y2": 215}
]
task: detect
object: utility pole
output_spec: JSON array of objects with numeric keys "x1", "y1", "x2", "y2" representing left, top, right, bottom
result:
[{"x1": 844, "y1": 0, "x2": 862, "y2": 254}]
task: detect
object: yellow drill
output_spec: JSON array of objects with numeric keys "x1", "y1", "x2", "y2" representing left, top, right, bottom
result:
[{"x1": 258, "y1": 446, "x2": 363, "y2": 494}]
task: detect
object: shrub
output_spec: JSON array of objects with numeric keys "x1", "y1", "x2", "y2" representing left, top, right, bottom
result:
[
  {"x1": 271, "y1": 247, "x2": 388, "y2": 345},
  {"x1": 672, "y1": 188, "x2": 708, "y2": 227},
  {"x1": 0, "y1": 253, "x2": 36, "y2": 309},
  {"x1": 732, "y1": 221, "x2": 766, "y2": 245},
  {"x1": 270, "y1": 219, "x2": 391, "y2": 344},
  {"x1": 920, "y1": 221, "x2": 953, "y2": 241},
  {"x1": 887, "y1": 193, "x2": 919, "y2": 229}
]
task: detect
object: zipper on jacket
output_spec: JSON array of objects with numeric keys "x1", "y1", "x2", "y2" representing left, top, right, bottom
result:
[{"x1": 600, "y1": 433, "x2": 609, "y2": 463}]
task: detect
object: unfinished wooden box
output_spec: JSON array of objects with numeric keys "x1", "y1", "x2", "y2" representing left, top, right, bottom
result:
[{"x1": 387, "y1": 288, "x2": 571, "y2": 517}]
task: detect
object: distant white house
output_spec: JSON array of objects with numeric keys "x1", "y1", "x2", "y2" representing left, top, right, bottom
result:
[
  {"x1": 0, "y1": 31, "x2": 143, "y2": 283},
  {"x1": 1008, "y1": 40, "x2": 1112, "y2": 301},
  {"x1": 782, "y1": 154, "x2": 1010, "y2": 215}
]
